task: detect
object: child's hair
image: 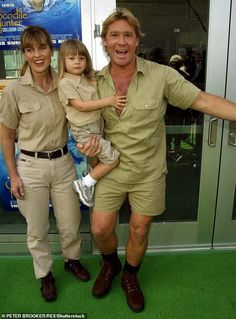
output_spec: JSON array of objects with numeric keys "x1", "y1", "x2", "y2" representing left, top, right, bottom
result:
[
  {"x1": 20, "y1": 25, "x2": 53, "y2": 76},
  {"x1": 58, "y1": 39, "x2": 93, "y2": 82}
]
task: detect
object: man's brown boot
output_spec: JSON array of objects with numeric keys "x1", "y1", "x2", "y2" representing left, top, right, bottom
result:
[
  {"x1": 121, "y1": 270, "x2": 144, "y2": 312},
  {"x1": 92, "y1": 258, "x2": 122, "y2": 297},
  {"x1": 65, "y1": 259, "x2": 90, "y2": 282}
]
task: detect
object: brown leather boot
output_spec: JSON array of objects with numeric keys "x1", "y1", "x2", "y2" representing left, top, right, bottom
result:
[
  {"x1": 121, "y1": 270, "x2": 144, "y2": 312},
  {"x1": 64, "y1": 259, "x2": 90, "y2": 282},
  {"x1": 92, "y1": 258, "x2": 122, "y2": 297},
  {"x1": 40, "y1": 272, "x2": 57, "y2": 302}
]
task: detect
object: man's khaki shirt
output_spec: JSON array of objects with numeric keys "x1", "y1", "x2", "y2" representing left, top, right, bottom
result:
[
  {"x1": 0, "y1": 66, "x2": 68, "y2": 152},
  {"x1": 97, "y1": 56, "x2": 201, "y2": 184}
]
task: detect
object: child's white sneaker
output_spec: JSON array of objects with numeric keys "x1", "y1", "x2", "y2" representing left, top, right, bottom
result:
[{"x1": 73, "y1": 179, "x2": 94, "y2": 207}]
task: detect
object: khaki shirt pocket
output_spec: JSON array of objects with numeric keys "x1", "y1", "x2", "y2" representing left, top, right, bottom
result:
[
  {"x1": 132, "y1": 98, "x2": 162, "y2": 110},
  {"x1": 131, "y1": 98, "x2": 166, "y2": 127},
  {"x1": 18, "y1": 101, "x2": 41, "y2": 113},
  {"x1": 18, "y1": 101, "x2": 41, "y2": 128}
]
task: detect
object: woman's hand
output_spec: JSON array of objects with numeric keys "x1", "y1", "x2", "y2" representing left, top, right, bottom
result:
[
  {"x1": 10, "y1": 175, "x2": 24, "y2": 200},
  {"x1": 1, "y1": 124, "x2": 24, "y2": 199},
  {"x1": 77, "y1": 135, "x2": 101, "y2": 157}
]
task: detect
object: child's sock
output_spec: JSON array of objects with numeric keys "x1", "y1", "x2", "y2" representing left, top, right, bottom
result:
[{"x1": 82, "y1": 174, "x2": 97, "y2": 187}]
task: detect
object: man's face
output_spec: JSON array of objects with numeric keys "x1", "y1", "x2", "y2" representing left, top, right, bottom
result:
[{"x1": 103, "y1": 19, "x2": 139, "y2": 68}]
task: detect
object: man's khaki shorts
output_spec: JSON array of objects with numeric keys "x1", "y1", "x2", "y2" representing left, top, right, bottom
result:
[{"x1": 94, "y1": 175, "x2": 166, "y2": 216}]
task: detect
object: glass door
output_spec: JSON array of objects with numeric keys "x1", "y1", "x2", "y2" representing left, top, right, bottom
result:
[
  {"x1": 109, "y1": 0, "x2": 231, "y2": 252},
  {"x1": 212, "y1": 0, "x2": 236, "y2": 247}
]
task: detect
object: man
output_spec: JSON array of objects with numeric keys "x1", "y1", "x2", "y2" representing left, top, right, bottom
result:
[{"x1": 79, "y1": 8, "x2": 236, "y2": 312}]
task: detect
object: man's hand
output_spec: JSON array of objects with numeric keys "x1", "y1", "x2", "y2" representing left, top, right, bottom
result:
[{"x1": 77, "y1": 135, "x2": 101, "y2": 157}]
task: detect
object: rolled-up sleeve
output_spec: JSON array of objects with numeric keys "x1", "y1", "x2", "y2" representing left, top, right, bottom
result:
[
  {"x1": 58, "y1": 78, "x2": 82, "y2": 106},
  {"x1": 164, "y1": 67, "x2": 201, "y2": 109},
  {"x1": 0, "y1": 86, "x2": 20, "y2": 129}
]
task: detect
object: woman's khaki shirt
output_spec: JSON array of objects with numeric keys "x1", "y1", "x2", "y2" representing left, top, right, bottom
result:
[{"x1": 0, "y1": 67, "x2": 68, "y2": 152}]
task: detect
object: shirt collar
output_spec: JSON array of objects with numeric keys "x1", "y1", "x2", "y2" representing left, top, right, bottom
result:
[
  {"x1": 97, "y1": 56, "x2": 145, "y2": 79},
  {"x1": 20, "y1": 65, "x2": 58, "y2": 90},
  {"x1": 63, "y1": 72, "x2": 82, "y2": 83}
]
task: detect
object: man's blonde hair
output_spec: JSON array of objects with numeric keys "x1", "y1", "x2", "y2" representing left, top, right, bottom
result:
[{"x1": 101, "y1": 7, "x2": 143, "y2": 41}]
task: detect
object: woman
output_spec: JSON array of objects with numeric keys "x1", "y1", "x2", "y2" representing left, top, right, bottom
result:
[{"x1": 0, "y1": 26, "x2": 90, "y2": 302}]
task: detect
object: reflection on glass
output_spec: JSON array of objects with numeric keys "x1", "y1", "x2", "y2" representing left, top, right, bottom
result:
[
  {"x1": 0, "y1": 50, "x2": 58, "y2": 79},
  {"x1": 117, "y1": 0, "x2": 209, "y2": 223}
]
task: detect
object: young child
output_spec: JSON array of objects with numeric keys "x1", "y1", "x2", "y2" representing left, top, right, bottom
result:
[{"x1": 58, "y1": 39, "x2": 127, "y2": 207}]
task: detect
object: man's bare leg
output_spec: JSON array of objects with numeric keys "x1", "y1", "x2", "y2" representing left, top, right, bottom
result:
[
  {"x1": 126, "y1": 212, "x2": 153, "y2": 266},
  {"x1": 91, "y1": 210, "x2": 122, "y2": 298},
  {"x1": 121, "y1": 212, "x2": 153, "y2": 312}
]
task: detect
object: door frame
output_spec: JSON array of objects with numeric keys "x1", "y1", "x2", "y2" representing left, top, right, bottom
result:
[
  {"x1": 91, "y1": 0, "x2": 233, "y2": 253},
  {"x1": 212, "y1": 0, "x2": 236, "y2": 247}
]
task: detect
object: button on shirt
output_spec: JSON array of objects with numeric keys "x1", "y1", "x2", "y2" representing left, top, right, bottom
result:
[
  {"x1": 97, "y1": 56, "x2": 201, "y2": 184},
  {"x1": 0, "y1": 66, "x2": 68, "y2": 152}
]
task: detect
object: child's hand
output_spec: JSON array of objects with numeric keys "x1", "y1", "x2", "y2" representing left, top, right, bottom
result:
[{"x1": 110, "y1": 95, "x2": 127, "y2": 110}]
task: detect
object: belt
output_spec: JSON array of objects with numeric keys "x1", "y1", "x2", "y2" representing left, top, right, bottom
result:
[{"x1": 20, "y1": 145, "x2": 68, "y2": 160}]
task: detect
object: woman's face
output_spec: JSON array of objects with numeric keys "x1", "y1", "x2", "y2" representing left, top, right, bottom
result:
[{"x1": 23, "y1": 42, "x2": 52, "y2": 76}]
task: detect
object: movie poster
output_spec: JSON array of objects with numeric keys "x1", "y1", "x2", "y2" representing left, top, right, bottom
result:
[
  {"x1": 0, "y1": 0, "x2": 82, "y2": 50},
  {"x1": 0, "y1": 1, "x2": 88, "y2": 213}
]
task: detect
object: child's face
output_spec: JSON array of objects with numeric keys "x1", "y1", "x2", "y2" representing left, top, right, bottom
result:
[{"x1": 64, "y1": 53, "x2": 87, "y2": 76}]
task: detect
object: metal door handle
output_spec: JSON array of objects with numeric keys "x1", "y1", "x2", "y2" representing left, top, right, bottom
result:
[
  {"x1": 208, "y1": 117, "x2": 218, "y2": 147},
  {"x1": 229, "y1": 133, "x2": 236, "y2": 146},
  {"x1": 228, "y1": 122, "x2": 236, "y2": 146}
]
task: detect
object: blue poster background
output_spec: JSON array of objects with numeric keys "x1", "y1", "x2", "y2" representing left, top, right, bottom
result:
[{"x1": 0, "y1": 0, "x2": 82, "y2": 50}]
